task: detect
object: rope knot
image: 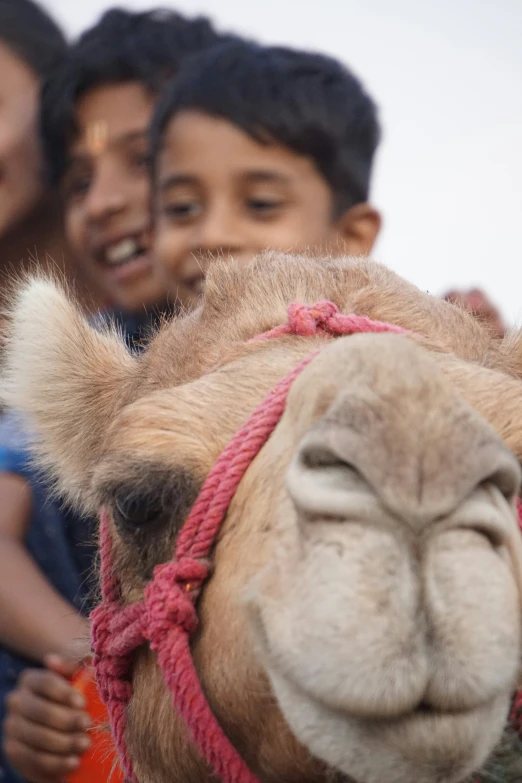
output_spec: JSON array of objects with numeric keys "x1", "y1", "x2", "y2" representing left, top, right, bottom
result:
[
  {"x1": 144, "y1": 557, "x2": 209, "y2": 638},
  {"x1": 287, "y1": 301, "x2": 339, "y2": 336}
]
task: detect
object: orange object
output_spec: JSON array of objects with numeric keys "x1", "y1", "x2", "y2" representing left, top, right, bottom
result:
[{"x1": 66, "y1": 665, "x2": 124, "y2": 783}]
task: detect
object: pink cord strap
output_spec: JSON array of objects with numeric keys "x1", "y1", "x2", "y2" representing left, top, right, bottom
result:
[
  {"x1": 251, "y1": 301, "x2": 409, "y2": 342},
  {"x1": 91, "y1": 354, "x2": 318, "y2": 783}
]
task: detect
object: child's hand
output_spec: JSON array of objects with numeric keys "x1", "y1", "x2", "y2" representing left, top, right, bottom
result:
[{"x1": 3, "y1": 655, "x2": 91, "y2": 783}]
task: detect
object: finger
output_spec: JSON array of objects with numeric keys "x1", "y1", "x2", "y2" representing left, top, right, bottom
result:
[
  {"x1": 8, "y1": 689, "x2": 90, "y2": 732},
  {"x1": 44, "y1": 654, "x2": 82, "y2": 680},
  {"x1": 17, "y1": 669, "x2": 86, "y2": 709},
  {"x1": 5, "y1": 713, "x2": 91, "y2": 756},
  {"x1": 4, "y1": 736, "x2": 80, "y2": 783}
]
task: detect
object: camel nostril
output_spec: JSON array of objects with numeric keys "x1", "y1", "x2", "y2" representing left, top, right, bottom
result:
[
  {"x1": 300, "y1": 444, "x2": 356, "y2": 473},
  {"x1": 294, "y1": 432, "x2": 369, "y2": 491},
  {"x1": 287, "y1": 432, "x2": 374, "y2": 521},
  {"x1": 466, "y1": 522, "x2": 504, "y2": 550}
]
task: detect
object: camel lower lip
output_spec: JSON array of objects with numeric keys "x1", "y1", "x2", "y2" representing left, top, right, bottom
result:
[
  {"x1": 370, "y1": 701, "x2": 488, "y2": 737},
  {"x1": 326, "y1": 698, "x2": 467, "y2": 727}
]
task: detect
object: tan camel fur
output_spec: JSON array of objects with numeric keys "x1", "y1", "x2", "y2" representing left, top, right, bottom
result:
[{"x1": 2, "y1": 253, "x2": 522, "y2": 783}]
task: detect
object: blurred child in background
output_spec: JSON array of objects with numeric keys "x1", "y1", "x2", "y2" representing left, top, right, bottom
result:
[{"x1": 0, "y1": 0, "x2": 102, "y2": 316}]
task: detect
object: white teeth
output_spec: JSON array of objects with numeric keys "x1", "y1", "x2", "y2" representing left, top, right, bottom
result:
[{"x1": 105, "y1": 238, "x2": 139, "y2": 265}]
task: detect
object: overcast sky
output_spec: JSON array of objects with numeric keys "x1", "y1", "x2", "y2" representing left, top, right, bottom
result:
[{"x1": 42, "y1": 0, "x2": 522, "y2": 324}]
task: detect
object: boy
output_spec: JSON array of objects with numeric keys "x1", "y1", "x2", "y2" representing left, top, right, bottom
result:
[
  {"x1": 2, "y1": 8, "x2": 231, "y2": 783},
  {"x1": 149, "y1": 39, "x2": 382, "y2": 310}
]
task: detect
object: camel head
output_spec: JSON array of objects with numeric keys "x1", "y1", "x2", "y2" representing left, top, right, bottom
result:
[{"x1": 2, "y1": 253, "x2": 522, "y2": 783}]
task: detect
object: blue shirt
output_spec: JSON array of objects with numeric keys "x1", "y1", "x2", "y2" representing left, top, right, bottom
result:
[{"x1": 0, "y1": 412, "x2": 97, "y2": 783}]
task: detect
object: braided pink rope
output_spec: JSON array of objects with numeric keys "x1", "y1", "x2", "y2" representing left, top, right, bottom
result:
[
  {"x1": 91, "y1": 301, "x2": 522, "y2": 783},
  {"x1": 250, "y1": 301, "x2": 409, "y2": 342}
]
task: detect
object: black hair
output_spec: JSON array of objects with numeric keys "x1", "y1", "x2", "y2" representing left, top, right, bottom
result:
[
  {"x1": 40, "y1": 7, "x2": 229, "y2": 187},
  {"x1": 0, "y1": 0, "x2": 67, "y2": 80},
  {"x1": 150, "y1": 40, "x2": 380, "y2": 214}
]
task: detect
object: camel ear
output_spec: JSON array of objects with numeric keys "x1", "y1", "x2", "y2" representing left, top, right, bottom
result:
[{"x1": 1, "y1": 277, "x2": 138, "y2": 510}]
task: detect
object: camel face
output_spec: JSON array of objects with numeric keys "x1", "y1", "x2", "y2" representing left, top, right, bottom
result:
[
  {"x1": 242, "y1": 335, "x2": 522, "y2": 783},
  {"x1": 98, "y1": 331, "x2": 521, "y2": 783},
  {"x1": 2, "y1": 254, "x2": 522, "y2": 783}
]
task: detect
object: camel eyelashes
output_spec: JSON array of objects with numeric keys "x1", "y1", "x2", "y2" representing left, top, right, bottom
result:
[
  {"x1": 113, "y1": 489, "x2": 164, "y2": 532},
  {"x1": 105, "y1": 464, "x2": 201, "y2": 537}
]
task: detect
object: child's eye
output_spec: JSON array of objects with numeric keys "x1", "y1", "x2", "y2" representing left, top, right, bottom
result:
[
  {"x1": 63, "y1": 175, "x2": 92, "y2": 202},
  {"x1": 163, "y1": 201, "x2": 202, "y2": 221},
  {"x1": 246, "y1": 197, "x2": 285, "y2": 217},
  {"x1": 130, "y1": 151, "x2": 150, "y2": 172}
]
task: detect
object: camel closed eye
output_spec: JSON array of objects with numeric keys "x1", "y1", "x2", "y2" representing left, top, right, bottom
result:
[
  {"x1": 106, "y1": 464, "x2": 201, "y2": 537},
  {"x1": 113, "y1": 489, "x2": 164, "y2": 532}
]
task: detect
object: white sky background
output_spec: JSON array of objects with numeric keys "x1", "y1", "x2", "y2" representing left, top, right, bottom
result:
[{"x1": 43, "y1": 0, "x2": 522, "y2": 324}]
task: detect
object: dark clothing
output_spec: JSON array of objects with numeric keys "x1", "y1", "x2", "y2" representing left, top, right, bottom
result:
[{"x1": 94, "y1": 304, "x2": 172, "y2": 351}]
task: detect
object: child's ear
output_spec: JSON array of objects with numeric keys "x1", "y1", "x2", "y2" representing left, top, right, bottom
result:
[{"x1": 335, "y1": 203, "x2": 381, "y2": 256}]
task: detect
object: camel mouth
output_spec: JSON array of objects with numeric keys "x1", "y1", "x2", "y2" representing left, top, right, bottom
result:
[
  {"x1": 268, "y1": 665, "x2": 509, "y2": 783},
  {"x1": 413, "y1": 700, "x2": 435, "y2": 715},
  {"x1": 254, "y1": 617, "x2": 498, "y2": 726},
  {"x1": 389, "y1": 700, "x2": 483, "y2": 728},
  {"x1": 301, "y1": 678, "x2": 487, "y2": 728}
]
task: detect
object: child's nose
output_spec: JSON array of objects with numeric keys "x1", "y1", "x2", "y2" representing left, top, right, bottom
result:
[
  {"x1": 85, "y1": 165, "x2": 128, "y2": 224},
  {"x1": 193, "y1": 206, "x2": 244, "y2": 257}
]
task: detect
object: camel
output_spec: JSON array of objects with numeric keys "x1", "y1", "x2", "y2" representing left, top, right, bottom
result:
[{"x1": 2, "y1": 252, "x2": 522, "y2": 783}]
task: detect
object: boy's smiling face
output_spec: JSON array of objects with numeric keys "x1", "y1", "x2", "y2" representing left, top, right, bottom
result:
[
  {"x1": 153, "y1": 110, "x2": 380, "y2": 310},
  {"x1": 63, "y1": 82, "x2": 168, "y2": 312}
]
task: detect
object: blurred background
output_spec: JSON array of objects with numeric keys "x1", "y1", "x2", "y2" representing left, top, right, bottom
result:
[{"x1": 43, "y1": 0, "x2": 522, "y2": 323}]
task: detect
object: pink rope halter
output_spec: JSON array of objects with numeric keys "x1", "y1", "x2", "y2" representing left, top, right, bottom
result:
[{"x1": 91, "y1": 301, "x2": 522, "y2": 783}]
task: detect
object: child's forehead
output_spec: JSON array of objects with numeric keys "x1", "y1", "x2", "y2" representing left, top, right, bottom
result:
[
  {"x1": 157, "y1": 109, "x2": 319, "y2": 182},
  {"x1": 70, "y1": 82, "x2": 155, "y2": 158},
  {"x1": 0, "y1": 40, "x2": 39, "y2": 93}
]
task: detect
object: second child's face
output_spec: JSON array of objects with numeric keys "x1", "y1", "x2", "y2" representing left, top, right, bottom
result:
[
  {"x1": 63, "y1": 83, "x2": 167, "y2": 313},
  {"x1": 153, "y1": 111, "x2": 347, "y2": 309}
]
